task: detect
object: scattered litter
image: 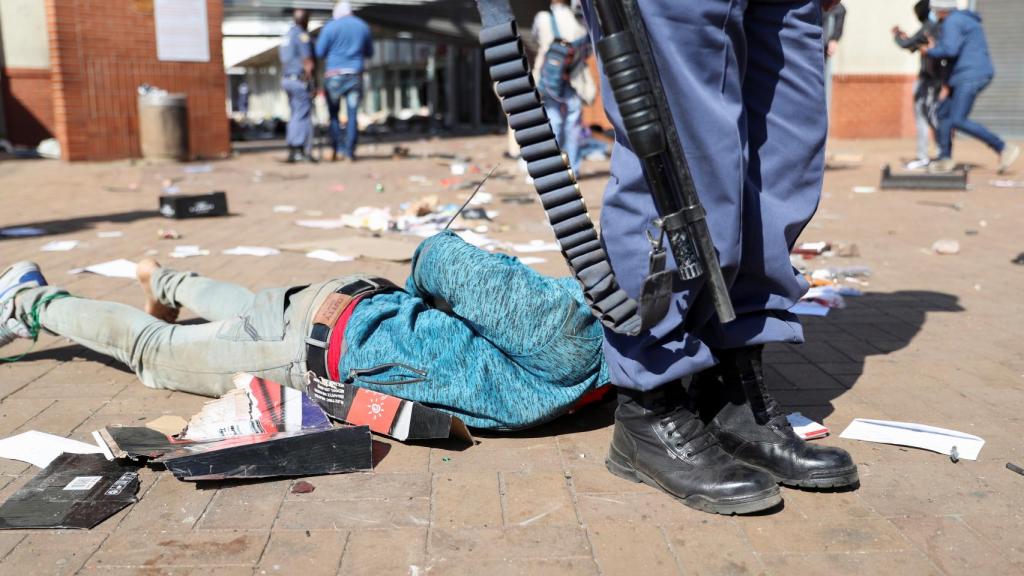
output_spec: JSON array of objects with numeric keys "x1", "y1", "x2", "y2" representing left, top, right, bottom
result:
[
  {"x1": 306, "y1": 249, "x2": 354, "y2": 263},
  {"x1": 450, "y1": 162, "x2": 467, "y2": 175},
  {"x1": 990, "y1": 179, "x2": 1024, "y2": 188},
  {"x1": 510, "y1": 240, "x2": 560, "y2": 253},
  {"x1": 801, "y1": 286, "x2": 849, "y2": 309},
  {"x1": 96, "y1": 374, "x2": 373, "y2": 481},
  {"x1": 36, "y1": 138, "x2": 61, "y2": 160},
  {"x1": 305, "y1": 210, "x2": 324, "y2": 217},
  {"x1": 223, "y1": 246, "x2": 279, "y2": 257},
  {"x1": 852, "y1": 186, "x2": 876, "y2": 194},
  {"x1": 979, "y1": 220, "x2": 988, "y2": 228},
  {"x1": 292, "y1": 481, "x2": 316, "y2": 494},
  {"x1": 441, "y1": 457, "x2": 452, "y2": 463},
  {"x1": 840, "y1": 418, "x2": 984, "y2": 460},
  {"x1": 0, "y1": 226, "x2": 47, "y2": 238},
  {"x1": 158, "y1": 228, "x2": 182, "y2": 240},
  {"x1": 833, "y1": 242, "x2": 860, "y2": 258},
  {"x1": 965, "y1": 229, "x2": 979, "y2": 236},
  {"x1": 468, "y1": 191, "x2": 493, "y2": 206},
  {"x1": 518, "y1": 257, "x2": 546, "y2": 265},
  {"x1": 787, "y1": 413, "x2": 829, "y2": 440},
  {"x1": 790, "y1": 301, "x2": 831, "y2": 316},
  {"x1": 0, "y1": 453, "x2": 139, "y2": 530},
  {"x1": 273, "y1": 205, "x2": 298, "y2": 213},
  {"x1": 306, "y1": 372, "x2": 473, "y2": 443},
  {"x1": 932, "y1": 239, "x2": 960, "y2": 255},
  {"x1": 103, "y1": 184, "x2": 140, "y2": 193},
  {"x1": 182, "y1": 164, "x2": 213, "y2": 174},
  {"x1": 500, "y1": 194, "x2": 535, "y2": 204},
  {"x1": 1006, "y1": 462, "x2": 1024, "y2": 477},
  {"x1": 69, "y1": 259, "x2": 138, "y2": 279},
  {"x1": 331, "y1": 184, "x2": 347, "y2": 193},
  {"x1": 281, "y1": 236, "x2": 419, "y2": 263},
  {"x1": 793, "y1": 241, "x2": 829, "y2": 256},
  {"x1": 375, "y1": 183, "x2": 385, "y2": 194},
  {"x1": 160, "y1": 191, "x2": 228, "y2": 219},
  {"x1": 809, "y1": 266, "x2": 871, "y2": 282},
  {"x1": 296, "y1": 218, "x2": 346, "y2": 230},
  {"x1": 97, "y1": 231, "x2": 124, "y2": 239},
  {"x1": 41, "y1": 240, "x2": 79, "y2": 252},
  {"x1": 169, "y1": 245, "x2": 209, "y2": 259},
  {"x1": 1013, "y1": 253, "x2": 1024, "y2": 266},
  {"x1": 0, "y1": 430, "x2": 104, "y2": 469},
  {"x1": 408, "y1": 175, "x2": 429, "y2": 184},
  {"x1": 461, "y1": 208, "x2": 492, "y2": 221},
  {"x1": 253, "y1": 171, "x2": 308, "y2": 183}
]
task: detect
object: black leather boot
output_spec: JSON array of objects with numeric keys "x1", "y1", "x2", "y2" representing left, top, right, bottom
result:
[
  {"x1": 693, "y1": 345, "x2": 859, "y2": 489},
  {"x1": 606, "y1": 384, "x2": 782, "y2": 515}
]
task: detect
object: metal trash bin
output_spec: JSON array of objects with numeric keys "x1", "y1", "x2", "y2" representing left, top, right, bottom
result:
[{"x1": 138, "y1": 92, "x2": 188, "y2": 160}]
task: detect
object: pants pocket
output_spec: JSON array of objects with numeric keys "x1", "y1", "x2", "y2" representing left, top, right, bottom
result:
[{"x1": 215, "y1": 287, "x2": 290, "y2": 342}]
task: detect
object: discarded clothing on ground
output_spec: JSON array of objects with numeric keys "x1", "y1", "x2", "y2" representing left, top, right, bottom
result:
[{"x1": 0, "y1": 453, "x2": 139, "y2": 530}]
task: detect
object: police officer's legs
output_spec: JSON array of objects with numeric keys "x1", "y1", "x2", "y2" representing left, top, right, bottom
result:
[
  {"x1": 284, "y1": 78, "x2": 314, "y2": 162},
  {"x1": 689, "y1": 0, "x2": 857, "y2": 490},
  {"x1": 583, "y1": 0, "x2": 781, "y2": 515}
]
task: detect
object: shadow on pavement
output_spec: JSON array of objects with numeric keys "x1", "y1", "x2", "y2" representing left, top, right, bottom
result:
[{"x1": 0, "y1": 209, "x2": 161, "y2": 240}]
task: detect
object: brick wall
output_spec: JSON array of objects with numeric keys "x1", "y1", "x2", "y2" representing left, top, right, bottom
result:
[
  {"x1": 1, "y1": 68, "x2": 56, "y2": 146},
  {"x1": 45, "y1": 0, "x2": 229, "y2": 161},
  {"x1": 830, "y1": 74, "x2": 917, "y2": 139}
]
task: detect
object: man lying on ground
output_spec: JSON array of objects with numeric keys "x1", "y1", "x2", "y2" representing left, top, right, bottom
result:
[
  {"x1": 0, "y1": 231, "x2": 607, "y2": 429},
  {"x1": 1, "y1": 230, "x2": 848, "y2": 513}
]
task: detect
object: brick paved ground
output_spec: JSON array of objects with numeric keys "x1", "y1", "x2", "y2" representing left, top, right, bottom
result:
[{"x1": 0, "y1": 135, "x2": 1022, "y2": 575}]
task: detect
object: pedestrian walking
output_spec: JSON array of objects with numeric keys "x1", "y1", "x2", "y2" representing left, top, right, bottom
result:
[
  {"x1": 316, "y1": 2, "x2": 373, "y2": 162},
  {"x1": 279, "y1": 9, "x2": 316, "y2": 163},
  {"x1": 925, "y1": 0, "x2": 1019, "y2": 174},
  {"x1": 532, "y1": 0, "x2": 596, "y2": 176},
  {"x1": 894, "y1": 0, "x2": 945, "y2": 169}
]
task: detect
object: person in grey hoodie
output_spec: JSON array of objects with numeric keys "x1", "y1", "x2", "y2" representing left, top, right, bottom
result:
[{"x1": 925, "y1": 0, "x2": 1019, "y2": 174}]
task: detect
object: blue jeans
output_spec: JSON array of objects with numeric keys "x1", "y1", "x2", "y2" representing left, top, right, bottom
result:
[
  {"x1": 937, "y1": 77, "x2": 1004, "y2": 159},
  {"x1": 282, "y1": 78, "x2": 313, "y2": 152},
  {"x1": 325, "y1": 74, "x2": 363, "y2": 159},
  {"x1": 582, "y1": 0, "x2": 825, "y2": 390},
  {"x1": 544, "y1": 95, "x2": 583, "y2": 175}
]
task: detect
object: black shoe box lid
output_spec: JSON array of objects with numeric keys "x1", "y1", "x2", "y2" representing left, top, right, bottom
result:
[{"x1": 159, "y1": 192, "x2": 228, "y2": 219}]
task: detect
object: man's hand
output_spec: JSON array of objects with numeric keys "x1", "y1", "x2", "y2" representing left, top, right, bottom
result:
[
  {"x1": 892, "y1": 26, "x2": 906, "y2": 39},
  {"x1": 823, "y1": 0, "x2": 842, "y2": 11},
  {"x1": 826, "y1": 39, "x2": 839, "y2": 57}
]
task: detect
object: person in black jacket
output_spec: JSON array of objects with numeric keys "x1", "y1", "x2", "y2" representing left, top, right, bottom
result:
[{"x1": 893, "y1": 0, "x2": 945, "y2": 169}]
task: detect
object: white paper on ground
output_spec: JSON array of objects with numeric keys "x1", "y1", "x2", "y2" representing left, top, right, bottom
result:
[
  {"x1": 97, "y1": 231, "x2": 124, "y2": 238},
  {"x1": 510, "y1": 240, "x2": 560, "y2": 253},
  {"x1": 273, "y1": 205, "x2": 298, "y2": 213},
  {"x1": 295, "y1": 219, "x2": 346, "y2": 230},
  {"x1": 518, "y1": 257, "x2": 546, "y2": 265},
  {"x1": 69, "y1": 259, "x2": 138, "y2": 279},
  {"x1": 223, "y1": 246, "x2": 280, "y2": 257},
  {"x1": 0, "y1": 430, "x2": 104, "y2": 468},
  {"x1": 839, "y1": 418, "x2": 985, "y2": 460},
  {"x1": 306, "y1": 249, "x2": 355, "y2": 263},
  {"x1": 789, "y1": 301, "x2": 830, "y2": 316},
  {"x1": 787, "y1": 412, "x2": 829, "y2": 440},
  {"x1": 170, "y1": 245, "x2": 209, "y2": 258},
  {"x1": 41, "y1": 240, "x2": 79, "y2": 252}
]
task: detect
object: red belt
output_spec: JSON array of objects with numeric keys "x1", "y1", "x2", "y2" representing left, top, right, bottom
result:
[{"x1": 306, "y1": 278, "x2": 398, "y2": 382}]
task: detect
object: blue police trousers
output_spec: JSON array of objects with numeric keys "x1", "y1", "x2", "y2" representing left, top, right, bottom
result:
[
  {"x1": 581, "y1": 0, "x2": 827, "y2": 390},
  {"x1": 283, "y1": 77, "x2": 313, "y2": 152}
]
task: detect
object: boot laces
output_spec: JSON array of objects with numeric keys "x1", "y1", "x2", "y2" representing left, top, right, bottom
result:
[{"x1": 658, "y1": 406, "x2": 719, "y2": 457}]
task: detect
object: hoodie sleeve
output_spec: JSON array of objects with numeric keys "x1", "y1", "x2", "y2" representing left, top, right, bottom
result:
[
  {"x1": 928, "y1": 17, "x2": 965, "y2": 59},
  {"x1": 315, "y1": 25, "x2": 330, "y2": 60}
]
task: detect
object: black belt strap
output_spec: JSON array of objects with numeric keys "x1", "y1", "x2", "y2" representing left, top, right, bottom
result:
[
  {"x1": 476, "y1": 0, "x2": 669, "y2": 336},
  {"x1": 305, "y1": 278, "x2": 398, "y2": 380}
]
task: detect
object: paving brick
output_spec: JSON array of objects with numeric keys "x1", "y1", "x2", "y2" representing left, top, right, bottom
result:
[
  {"x1": 275, "y1": 497, "x2": 430, "y2": 530},
  {"x1": 338, "y1": 527, "x2": 427, "y2": 576},
  {"x1": 117, "y1": 474, "x2": 218, "y2": 533},
  {"x1": 0, "y1": 531, "x2": 108, "y2": 575},
  {"x1": 431, "y1": 471, "x2": 502, "y2": 528},
  {"x1": 740, "y1": 515, "x2": 909, "y2": 554},
  {"x1": 199, "y1": 480, "x2": 289, "y2": 530},
  {"x1": 587, "y1": 523, "x2": 679, "y2": 575},
  {"x1": 425, "y1": 557, "x2": 600, "y2": 575},
  {"x1": 501, "y1": 472, "x2": 577, "y2": 527},
  {"x1": 282, "y1": 472, "x2": 430, "y2": 502},
  {"x1": 255, "y1": 529, "x2": 347, "y2": 576},
  {"x1": 664, "y1": 521, "x2": 767, "y2": 576},
  {"x1": 759, "y1": 551, "x2": 937, "y2": 576},
  {"x1": 890, "y1": 515, "x2": 1021, "y2": 575},
  {"x1": 427, "y1": 526, "x2": 592, "y2": 560},
  {"x1": 87, "y1": 529, "x2": 268, "y2": 568}
]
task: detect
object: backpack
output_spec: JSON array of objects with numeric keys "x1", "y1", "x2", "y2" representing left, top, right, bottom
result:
[{"x1": 537, "y1": 12, "x2": 590, "y2": 102}]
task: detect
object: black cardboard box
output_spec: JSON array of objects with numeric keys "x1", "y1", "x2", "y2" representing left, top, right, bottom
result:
[{"x1": 159, "y1": 191, "x2": 229, "y2": 219}]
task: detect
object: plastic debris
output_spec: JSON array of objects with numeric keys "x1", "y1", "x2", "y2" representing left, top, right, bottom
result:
[
  {"x1": 158, "y1": 228, "x2": 182, "y2": 240},
  {"x1": 222, "y1": 246, "x2": 279, "y2": 257},
  {"x1": 97, "y1": 231, "x2": 124, "y2": 238},
  {"x1": 306, "y1": 249, "x2": 354, "y2": 263},
  {"x1": 0, "y1": 227, "x2": 46, "y2": 238},
  {"x1": 169, "y1": 245, "x2": 209, "y2": 259},
  {"x1": 932, "y1": 239, "x2": 960, "y2": 255},
  {"x1": 273, "y1": 205, "x2": 298, "y2": 213},
  {"x1": 41, "y1": 240, "x2": 79, "y2": 252},
  {"x1": 787, "y1": 413, "x2": 829, "y2": 440},
  {"x1": 852, "y1": 185, "x2": 876, "y2": 194},
  {"x1": 35, "y1": 138, "x2": 61, "y2": 160}
]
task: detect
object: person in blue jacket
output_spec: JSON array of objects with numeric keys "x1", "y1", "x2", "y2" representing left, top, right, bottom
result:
[
  {"x1": 316, "y1": 2, "x2": 374, "y2": 162},
  {"x1": 925, "y1": 0, "x2": 1019, "y2": 174}
]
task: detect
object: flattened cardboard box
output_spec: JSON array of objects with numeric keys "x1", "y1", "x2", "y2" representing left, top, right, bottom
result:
[{"x1": 304, "y1": 373, "x2": 473, "y2": 444}]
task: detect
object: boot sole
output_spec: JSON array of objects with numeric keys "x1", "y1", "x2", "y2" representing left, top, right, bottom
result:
[
  {"x1": 605, "y1": 452, "x2": 782, "y2": 516},
  {"x1": 771, "y1": 467, "x2": 860, "y2": 490}
]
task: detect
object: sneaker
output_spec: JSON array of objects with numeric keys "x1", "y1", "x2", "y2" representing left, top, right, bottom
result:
[
  {"x1": 999, "y1": 144, "x2": 1021, "y2": 174},
  {"x1": 928, "y1": 157, "x2": 957, "y2": 174},
  {"x1": 905, "y1": 157, "x2": 931, "y2": 170},
  {"x1": 0, "y1": 261, "x2": 47, "y2": 347}
]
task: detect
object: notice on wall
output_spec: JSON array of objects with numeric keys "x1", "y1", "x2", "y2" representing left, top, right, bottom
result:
[{"x1": 154, "y1": 0, "x2": 210, "y2": 62}]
